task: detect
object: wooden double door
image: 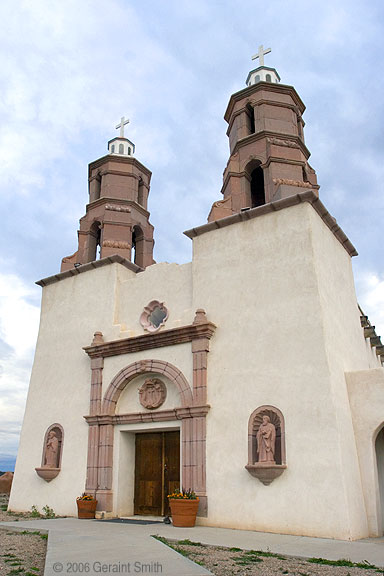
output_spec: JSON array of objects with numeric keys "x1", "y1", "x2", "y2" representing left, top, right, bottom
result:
[{"x1": 134, "y1": 431, "x2": 180, "y2": 516}]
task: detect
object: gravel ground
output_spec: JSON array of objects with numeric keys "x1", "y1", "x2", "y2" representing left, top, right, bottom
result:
[
  {"x1": 158, "y1": 537, "x2": 384, "y2": 576},
  {"x1": 0, "y1": 494, "x2": 47, "y2": 576}
]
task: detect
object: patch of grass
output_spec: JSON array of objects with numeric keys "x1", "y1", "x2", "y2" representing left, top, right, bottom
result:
[
  {"x1": 232, "y1": 551, "x2": 263, "y2": 565},
  {"x1": 39, "y1": 534, "x2": 48, "y2": 540},
  {"x1": 176, "y1": 539, "x2": 205, "y2": 547},
  {"x1": 29, "y1": 568, "x2": 40, "y2": 572},
  {"x1": 152, "y1": 535, "x2": 168, "y2": 544},
  {"x1": 245, "y1": 549, "x2": 285, "y2": 560},
  {"x1": 1, "y1": 504, "x2": 8, "y2": 511},
  {"x1": 228, "y1": 547, "x2": 242, "y2": 552},
  {"x1": 307, "y1": 557, "x2": 383, "y2": 571},
  {"x1": 2, "y1": 554, "x2": 17, "y2": 558},
  {"x1": 8, "y1": 569, "x2": 25, "y2": 575},
  {"x1": 171, "y1": 546, "x2": 190, "y2": 558}
]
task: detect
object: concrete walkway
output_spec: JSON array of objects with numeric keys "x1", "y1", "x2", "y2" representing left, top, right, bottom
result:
[{"x1": 1, "y1": 518, "x2": 384, "y2": 575}]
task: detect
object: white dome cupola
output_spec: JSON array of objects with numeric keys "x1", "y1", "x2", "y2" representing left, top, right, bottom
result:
[
  {"x1": 108, "y1": 116, "x2": 135, "y2": 156},
  {"x1": 246, "y1": 45, "x2": 280, "y2": 86}
]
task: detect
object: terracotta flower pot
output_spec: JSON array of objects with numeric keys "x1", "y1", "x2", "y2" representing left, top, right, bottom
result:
[
  {"x1": 169, "y1": 498, "x2": 199, "y2": 527},
  {"x1": 76, "y1": 499, "x2": 97, "y2": 519}
]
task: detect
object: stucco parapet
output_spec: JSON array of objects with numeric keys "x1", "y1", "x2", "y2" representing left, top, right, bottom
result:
[
  {"x1": 184, "y1": 191, "x2": 358, "y2": 257},
  {"x1": 36, "y1": 255, "x2": 142, "y2": 287},
  {"x1": 83, "y1": 321, "x2": 216, "y2": 358}
]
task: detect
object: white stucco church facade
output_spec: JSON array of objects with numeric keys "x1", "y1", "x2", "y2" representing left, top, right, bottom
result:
[{"x1": 9, "y1": 50, "x2": 384, "y2": 541}]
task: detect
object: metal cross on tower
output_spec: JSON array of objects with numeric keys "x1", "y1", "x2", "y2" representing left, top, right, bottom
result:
[
  {"x1": 252, "y1": 45, "x2": 271, "y2": 67},
  {"x1": 115, "y1": 116, "x2": 130, "y2": 138}
]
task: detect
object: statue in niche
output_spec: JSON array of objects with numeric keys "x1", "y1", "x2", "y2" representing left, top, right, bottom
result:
[
  {"x1": 139, "y1": 378, "x2": 167, "y2": 410},
  {"x1": 256, "y1": 415, "x2": 276, "y2": 463},
  {"x1": 44, "y1": 430, "x2": 59, "y2": 468}
]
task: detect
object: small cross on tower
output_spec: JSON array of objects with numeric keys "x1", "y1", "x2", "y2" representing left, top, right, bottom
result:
[
  {"x1": 115, "y1": 116, "x2": 130, "y2": 138},
  {"x1": 252, "y1": 45, "x2": 271, "y2": 67}
]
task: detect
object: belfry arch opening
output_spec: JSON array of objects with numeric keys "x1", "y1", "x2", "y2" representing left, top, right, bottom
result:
[
  {"x1": 246, "y1": 161, "x2": 265, "y2": 208},
  {"x1": 132, "y1": 225, "x2": 144, "y2": 268},
  {"x1": 87, "y1": 221, "x2": 102, "y2": 261},
  {"x1": 246, "y1": 103, "x2": 255, "y2": 134}
]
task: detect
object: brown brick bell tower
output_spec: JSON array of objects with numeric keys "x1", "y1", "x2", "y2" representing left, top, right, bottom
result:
[
  {"x1": 61, "y1": 117, "x2": 155, "y2": 272},
  {"x1": 208, "y1": 46, "x2": 319, "y2": 221}
]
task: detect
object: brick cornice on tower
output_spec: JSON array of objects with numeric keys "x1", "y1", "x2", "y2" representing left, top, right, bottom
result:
[
  {"x1": 88, "y1": 154, "x2": 152, "y2": 178},
  {"x1": 224, "y1": 81, "x2": 306, "y2": 123},
  {"x1": 228, "y1": 130, "x2": 312, "y2": 161},
  {"x1": 84, "y1": 197, "x2": 150, "y2": 219}
]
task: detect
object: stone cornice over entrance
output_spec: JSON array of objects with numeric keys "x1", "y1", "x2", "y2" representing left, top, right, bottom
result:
[
  {"x1": 84, "y1": 405, "x2": 210, "y2": 426},
  {"x1": 83, "y1": 320, "x2": 217, "y2": 359},
  {"x1": 184, "y1": 191, "x2": 358, "y2": 257}
]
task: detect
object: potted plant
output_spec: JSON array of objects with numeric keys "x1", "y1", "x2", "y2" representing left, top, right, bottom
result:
[
  {"x1": 76, "y1": 493, "x2": 97, "y2": 519},
  {"x1": 168, "y1": 489, "x2": 199, "y2": 527}
]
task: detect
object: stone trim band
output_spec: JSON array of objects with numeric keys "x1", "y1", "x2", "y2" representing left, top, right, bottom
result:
[{"x1": 83, "y1": 320, "x2": 216, "y2": 358}]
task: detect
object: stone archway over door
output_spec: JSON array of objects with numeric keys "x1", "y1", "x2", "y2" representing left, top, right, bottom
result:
[{"x1": 376, "y1": 427, "x2": 384, "y2": 534}]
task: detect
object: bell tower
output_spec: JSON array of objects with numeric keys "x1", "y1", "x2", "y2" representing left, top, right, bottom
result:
[
  {"x1": 208, "y1": 47, "x2": 319, "y2": 221},
  {"x1": 61, "y1": 118, "x2": 155, "y2": 272}
]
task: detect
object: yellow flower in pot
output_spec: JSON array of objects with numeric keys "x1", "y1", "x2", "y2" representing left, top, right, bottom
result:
[
  {"x1": 167, "y1": 488, "x2": 199, "y2": 527},
  {"x1": 76, "y1": 493, "x2": 97, "y2": 519}
]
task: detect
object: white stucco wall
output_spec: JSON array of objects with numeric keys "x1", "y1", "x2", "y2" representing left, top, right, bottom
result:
[
  {"x1": 346, "y1": 369, "x2": 384, "y2": 536},
  {"x1": 9, "y1": 263, "x2": 134, "y2": 515},
  {"x1": 115, "y1": 262, "x2": 193, "y2": 338},
  {"x1": 191, "y1": 202, "x2": 374, "y2": 539}
]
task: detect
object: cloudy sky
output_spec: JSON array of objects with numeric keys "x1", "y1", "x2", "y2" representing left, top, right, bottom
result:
[{"x1": 0, "y1": 0, "x2": 383, "y2": 470}]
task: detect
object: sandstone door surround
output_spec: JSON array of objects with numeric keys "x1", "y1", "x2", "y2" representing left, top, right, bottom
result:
[{"x1": 83, "y1": 309, "x2": 216, "y2": 516}]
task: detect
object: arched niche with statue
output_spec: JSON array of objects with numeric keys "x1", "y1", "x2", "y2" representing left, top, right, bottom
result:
[
  {"x1": 245, "y1": 405, "x2": 286, "y2": 485},
  {"x1": 35, "y1": 423, "x2": 64, "y2": 482}
]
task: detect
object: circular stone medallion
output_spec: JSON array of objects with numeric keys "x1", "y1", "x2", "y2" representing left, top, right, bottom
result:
[{"x1": 139, "y1": 378, "x2": 167, "y2": 410}]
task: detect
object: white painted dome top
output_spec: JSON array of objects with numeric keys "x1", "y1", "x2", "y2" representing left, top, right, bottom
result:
[{"x1": 246, "y1": 45, "x2": 280, "y2": 86}]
